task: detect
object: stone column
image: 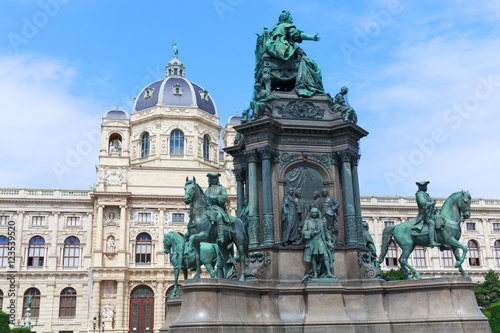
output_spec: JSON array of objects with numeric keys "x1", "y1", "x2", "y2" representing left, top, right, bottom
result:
[
  {"x1": 49, "y1": 212, "x2": 59, "y2": 269},
  {"x1": 91, "y1": 281, "x2": 101, "y2": 322},
  {"x1": 95, "y1": 206, "x2": 104, "y2": 266},
  {"x1": 116, "y1": 281, "x2": 125, "y2": 329},
  {"x1": 234, "y1": 169, "x2": 246, "y2": 217},
  {"x1": 259, "y1": 147, "x2": 275, "y2": 245},
  {"x1": 15, "y1": 211, "x2": 24, "y2": 270},
  {"x1": 338, "y1": 150, "x2": 357, "y2": 246},
  {"x1": 482, "y1": 219, "x2": 493, "y2": 266},
  {"x1": 157, "y1": 209, "x2": 166, "y2": 268},
  {"x1": 351, "y1": 154, "x2": 364, "y2": 246},
  {"x1": 156, "y1": 123, "x2": 161, "y2": 158},
  {"x1": 155, "y1": 282, "x2": 164, "y2": 330},
  {"x1": 246, "y1": 150, "x2": 260, "y2": 247}
]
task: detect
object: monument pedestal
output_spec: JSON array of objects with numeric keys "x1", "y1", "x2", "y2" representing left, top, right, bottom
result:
[{"x1": 161, "y1": 277, "x2": 489, "y2": 333}]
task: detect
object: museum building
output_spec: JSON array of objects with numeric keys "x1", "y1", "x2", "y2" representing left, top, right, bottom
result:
[{"x1": 0, "y1": 55, "x2": 498, "y2": 333}]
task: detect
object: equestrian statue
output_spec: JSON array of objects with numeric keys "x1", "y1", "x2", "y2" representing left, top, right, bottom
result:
[
  {"x1": 163, "y1": 231, "x2": 218, "y2": 297},
  {"x1": 183, "y1": 174, "x2": 249, "y2": 281},
  {"x1": 379, "y1": 181, "x2": 471, "y2": 279}
]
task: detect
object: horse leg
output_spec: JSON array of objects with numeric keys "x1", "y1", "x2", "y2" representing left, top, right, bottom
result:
[
  {"x1": 399, "y1": 246, "x2": 420, "y2": 279},
  {"x1": 172, "y1": 268, "x2": 179, "y2": 297},
  {"x1": 447, "y1": 237, "x2": 468, "y2": 268},
  {"x1": 183, "y1": 269, "x2": 188, "y2": 280},
  {"x1": 217, "y1": 245, "x2": 230, "y2": 279},
  {"x1": 205, "y1": 263, "x2": 216, "y2": 279},
  {"x1": 451, "y1": 244, "x2": 469, "y2": 277},
  {"x1": 192, "y1": 241, "x2": 202, "y2": 279},
  {"x1": 236, "y1": 242, "x2": 246, "y2": 281}
]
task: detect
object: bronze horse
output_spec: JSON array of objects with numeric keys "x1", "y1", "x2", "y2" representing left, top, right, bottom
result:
[
  {"x1": 379, "y1": 191, "x2": 471, "y2": 279},
  {"x1": 183, "y1": 177, "x2": 249, "y2": 281},
  {"x1": 163, "y1": 231, "x2": 218, "y2": 297}
]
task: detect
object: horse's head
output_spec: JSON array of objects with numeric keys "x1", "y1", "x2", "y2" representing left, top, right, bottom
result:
[
  {"x1": 458, "y1": 190, "x2": 471, "y2": 219},
  {"x1": 184, "y1": 176, "x2": 198, "y2": 205},
  {"x1": 163, "y1": 232, "x2": 172, "y2": 254}
]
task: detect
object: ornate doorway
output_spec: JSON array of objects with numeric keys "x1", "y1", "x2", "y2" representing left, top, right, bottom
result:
[{"x1": 129, "y1": 286, "x2": 154, "y2": 333}]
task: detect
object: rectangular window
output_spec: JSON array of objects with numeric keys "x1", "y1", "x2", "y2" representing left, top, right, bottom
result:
[
  {"x1": 494, "y1": 223, "x2": 500, "y2": 231},
  {"x1": 466, "y1": 222, "x2": 476, "y2": 231},
  {"x1": 138, "y1": 213, "x2": 152, "y2": 223},
  {"x1": 32, "y1": 216, "x2": 45, "y2": 226},
  {"x1": 67, "y1": 217, "x2": 80, "y2": 226},
  {"x1": 172, "y1": 214, "x2": 184, "y2": 223},
  {"x1": 413, "y1": 246, "x2": 426, "y2": 267},
  {"x1": 384, "y1": 221, "x2": 394, "y2": 228},
  {"x1": 441, "y1": 249, "x2": 454, "y2": 267},
  {"x1": 0, "y1": 216, "x2": 8, "y2": 225}
]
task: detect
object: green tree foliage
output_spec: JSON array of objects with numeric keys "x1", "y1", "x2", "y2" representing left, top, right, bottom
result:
[
  {"x1": 0, "y1": 311, "x2": 9, "y2": 333},
  {"x1": 475, "y1": 270, "x2": 500, "y2": 310},
  {"x1": 382, "y1": 268, "x2": 407, "y2": 281},
  {"x1": 11, "y1": 328, "x2": 32, "y2": 333},
  {"x1": 489, "y1": 303, "x2": 500, "y2": 333}
]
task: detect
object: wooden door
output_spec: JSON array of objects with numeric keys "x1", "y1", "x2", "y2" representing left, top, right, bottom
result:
[{"x1": 130, "y1": 296, "x2": 154, "y2": 333}]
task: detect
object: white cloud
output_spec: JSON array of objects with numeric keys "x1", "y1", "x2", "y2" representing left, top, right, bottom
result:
[
  {"x1": 356, "y1": 25, "x2": 500, "y2": 198},
  {"x1": 0, "y1": 54, "x2": 104, "y2": 189}
]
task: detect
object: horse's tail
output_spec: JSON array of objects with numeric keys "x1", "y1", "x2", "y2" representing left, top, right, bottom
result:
[{"x1": 378, "y1": 225, "x2": 395, "y2": 264}]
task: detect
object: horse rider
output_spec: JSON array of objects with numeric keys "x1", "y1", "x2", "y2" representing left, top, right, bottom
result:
[
  {"x1": 205, "y1": 172, "x2": 232, "y2": 244},
  {"x1": 413, "y1": 181, "x2": 441, "y2": 247}
]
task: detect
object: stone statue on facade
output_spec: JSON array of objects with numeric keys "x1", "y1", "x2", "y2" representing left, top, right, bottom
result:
[
  {"x1": 412, "y1": 181, "x2": 440, "y2": 247},
  {"x1": 205, "y1": 172, "x2": 232, "y2": 245},
  {"x1": 106, "y1": 236, "x2": 116, "y2": 253},
  {"x1": 362, "y1": 221, "x2": 378, "y2": 267},
  {"x1": 110, "y1": 138, "x2": 120, "y2": 155},
  {"x1": 316, "y1": 188, "x2": 340, "y2": 236},
  {"x1": 281, "y1": 188, "x2": 300, "y2": 245},
  {"x1": 333, "y1": 86, "x2": 357, "y2": 123},
  {"x1": 302, "y1": 208, "x2": 336, "y2": 280},
  {"x1": 101, "y1": 303, "x2": 114, "y2": 322}
]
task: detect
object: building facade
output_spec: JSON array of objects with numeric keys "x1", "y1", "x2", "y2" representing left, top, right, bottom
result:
[{"x1": 0, "y1": 55, "x2": 498, "y2": 332}]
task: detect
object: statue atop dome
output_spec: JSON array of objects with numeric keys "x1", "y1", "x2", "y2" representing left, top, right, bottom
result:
[{"x1": 172, "y1": 40, "x2": 179, "y2": 56}]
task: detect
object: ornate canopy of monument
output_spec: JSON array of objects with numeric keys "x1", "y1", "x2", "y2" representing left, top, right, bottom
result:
[{"x1": 161, "y1": 11, "x2": 490, "y2": 333}]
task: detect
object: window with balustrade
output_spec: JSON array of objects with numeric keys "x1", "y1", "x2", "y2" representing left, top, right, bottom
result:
[
  {"x1": 385, "y1": 240, "x2": 398, "y2": 266},
  {"x1": 136, "y1": 233, "x2": 152, "y2": 263},
  {"x1": 63, "y1": 237, "x2": 80, "y2": 267},
  {"x1": 28, "y1": 236, "x2": 45, "y2": 266},
  {"x1": 468, "y1": 240, "x2": 480, "y2": 266}
]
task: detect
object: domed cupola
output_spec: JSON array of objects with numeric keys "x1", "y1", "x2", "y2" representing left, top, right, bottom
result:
[{"x1": 132, "y1": 51, "x2": 217, "y2": 116}]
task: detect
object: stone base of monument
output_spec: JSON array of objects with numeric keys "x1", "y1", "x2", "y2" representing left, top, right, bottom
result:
[{"x1": 161, "y1": 277, "x2": 489, "y2": 333}]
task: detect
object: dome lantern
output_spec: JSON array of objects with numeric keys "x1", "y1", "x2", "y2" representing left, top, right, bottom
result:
[{"x1": 165, "y1": 55, "x2": 185, "y2": 78}]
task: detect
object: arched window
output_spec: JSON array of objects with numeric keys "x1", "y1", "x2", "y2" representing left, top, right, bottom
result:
[
  {"x1": 203, "y1": 135, "x2": 210, "y2": 160},
  {"x1": 441, "y1": 249, "x2": 454, "y2": 267},
  {"x1": 468, "y1": 240, "x2": 480, "y2": 266},
  {"x1": 170, "y1": 130, "x2": 184, "y2": 155},
  {"x1": 136, "y1": 233, "x2": 152, "y2": 263},
  {"x1": 109, "y1": 133, "x2": 122, "y2": 156},
  {"x1": 494, "y1": 240, "x2": 500, "y2": 266},
  {"x1": 0, "y1": 289, "x2": 3, "y2": 311},
  {"x1": 0, "y1": 236, "x2": 8, "y2": 267},
  {"x1": 141, "y1": 132, "x2": 150, "y2": 157},
  {"x1": 23, "y1": 288, "x2": 40, "y2": 318},
  {"x1": 59, "y1": 287, "x2": 77, "y2": 318},
  {"x1": 385, "y1": 240, "x2": 398, "y2": 267},
  {"x1": 63, "y1": 237, "x2": 80, "y2": 267},
  {"x1": 28, "y1": 236, "x2": 45, "y2": 267},
  {"x1": 412, "y1": 246, "x2": 426, "y2": 267}
]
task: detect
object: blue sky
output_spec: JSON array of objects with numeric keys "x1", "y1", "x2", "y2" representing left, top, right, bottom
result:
[{"x1": 0, "y1": 0, "x2": 499, "y2": 198}]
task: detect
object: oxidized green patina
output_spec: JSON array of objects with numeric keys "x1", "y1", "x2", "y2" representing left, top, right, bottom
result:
[
  {"x1": 378, "y1": 183, "x2": 472, "y2": 280},
  {"x1": 163, "y1": 231, "x2": 218, "y2": 297}
]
